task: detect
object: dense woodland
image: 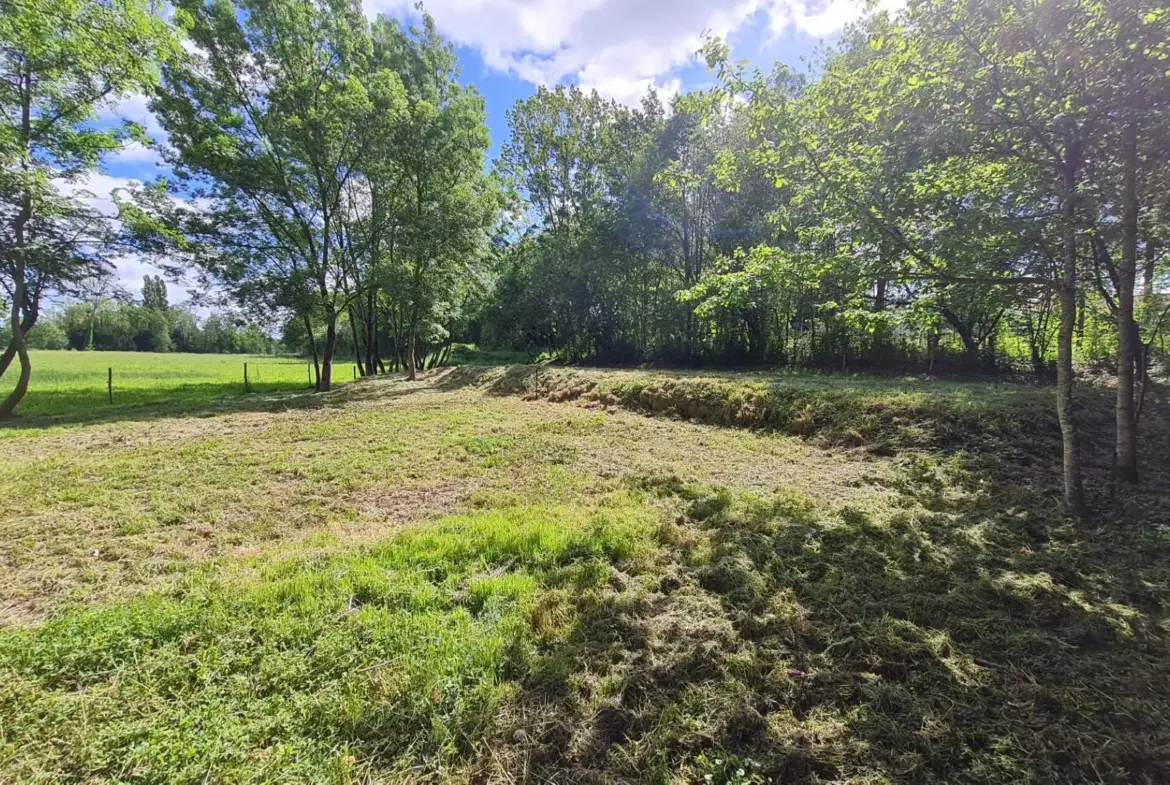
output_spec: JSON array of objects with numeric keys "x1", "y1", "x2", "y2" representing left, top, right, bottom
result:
[{"x1": 1, "y1": 0, "x2": 1168, "y2": 517}]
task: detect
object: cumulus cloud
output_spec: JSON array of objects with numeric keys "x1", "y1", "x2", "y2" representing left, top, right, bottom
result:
[
  {"x1": 369, "y1": 0, "x2": 897, "y2": 104},
  {"x1": 51, "y1": 174, "x2": 201, "y2": 305},
  {"x1": 98, "y1": 93, "x2": 167, "y2": 142},
  {"x1": 110, "y1": 141, "x2": 163, "y2": 169},
  {"x1": 55, "y1": 172, "x2": 140, "y2": 218}
]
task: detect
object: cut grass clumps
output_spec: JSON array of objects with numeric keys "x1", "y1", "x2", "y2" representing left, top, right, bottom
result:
[
  {"x1": 511, "y1": 479, "x2": 1170, "y2": 784},
  {"x1": 448, "y1": 365, "x2": 1082, "y2": 457},
  {"x1": 0, "y1": 499, "x2": 662, "y2": 783}
]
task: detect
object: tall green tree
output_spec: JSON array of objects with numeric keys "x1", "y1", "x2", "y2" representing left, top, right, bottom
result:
[
  {"x1": 152, "y1": 0, "x2": 382, "y2": 391},
  {"x1": 142, "y1": 274, "x2": 168, "y2": 311},
  {"x1": 0, "y1": 0, "x2": 173, "y2": 416}
]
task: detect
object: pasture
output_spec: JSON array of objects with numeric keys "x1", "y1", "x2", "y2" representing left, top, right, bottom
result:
[
  {"x1": 1, "y1": 362, "x2": 1169, "y2": 784},
  {"x1": 2, "y1": 351, "x2": 358, "y2": 418}
]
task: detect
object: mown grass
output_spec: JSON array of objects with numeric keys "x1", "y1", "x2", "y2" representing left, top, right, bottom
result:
[
  {"x1": 448, "y1": 364, "x2": 1088, "y2": 457},
  {"x1": 0, "y1": 500, "x2": 661, "y2": 783},
  {"x1": 2, "y1": 351, "x2": 358, "y2": 418},
  {"x1": 1, "y1": 365, "x2": 1168, "y2": 783}
]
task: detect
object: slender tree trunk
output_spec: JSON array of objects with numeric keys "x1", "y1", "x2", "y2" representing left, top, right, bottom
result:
[
  {"x1": 86, "y1": 305, "x2": 97, "y2": 350},
  {"x1": 0, "y1": 270, "x2": 31, "y2": 418},
  {"x1": 347, "y1": 303, "x2": 364, "y2": 376},
  {"x1": 1115, "y1": 120, "x2": 1139, "y2": 485},
  {"x1": 303, "y1": 312, "x2": 321, "y2": 388},
  {"x1": 406, "y1": 324, "x2": 417, "y2": 380},
  {"x1": 1057, "y1": 159, "x2": 1087, "y2": 518},
  {"x1": 0, "y1": 308, "x2": 37, "y2": 379},
  {"x1": 1142, "y1": 240, "x2": 1158, "y2": 298},
  {"x1": 1, "y1": 72, "x2": 34, "y2": 417},
  {"x1": 365, "y1": 288, "x2": 378, "y2": 376},
  {"x1": 405, "y1": 302, "x2": 419, "y2": 380},
  {"x1": 319, "y1": 311, "x2": 336, "y2": 392}
]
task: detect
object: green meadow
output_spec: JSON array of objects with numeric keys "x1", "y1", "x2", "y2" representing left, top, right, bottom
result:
[
  {"x1": 1, "y1": 351, "x2": 358, "y2": 418},
  {"x1": 1, "y1": 362, "x2": 1168, "y2": 783}
]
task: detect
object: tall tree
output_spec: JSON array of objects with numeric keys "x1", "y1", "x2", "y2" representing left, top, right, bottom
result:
[
  {"x1": 142, "y1": 274, "x2": 168, "y2": 311},
  {"x1": 0, "y1": 0, "x2": 173, "y2": 416},
  {"x1": 153, "y1": 0, "x2": 382, "y2": 392}
]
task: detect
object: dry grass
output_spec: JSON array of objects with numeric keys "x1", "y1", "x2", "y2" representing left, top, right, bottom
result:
[
  {"x1": 2, "y1": 363, "x2": 1169, "y2": 784},
  {"x1": 0, "y1": 373, "x2": 896, "y2": 624}
]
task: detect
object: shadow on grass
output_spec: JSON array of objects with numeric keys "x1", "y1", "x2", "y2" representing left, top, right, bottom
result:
[
  {"x1": 0, "y1": 381, "x2": 362, "y2": 430},
  {"x1": 503, "y1": 455, "x2": 1170, "y2": 784},
  {"x1": 426, "y1": 364, "x2": 1121, "y2": 469}
]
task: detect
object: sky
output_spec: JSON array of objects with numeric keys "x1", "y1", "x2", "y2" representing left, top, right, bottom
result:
[{"x1": 84, "y1": 0, "x2": 894, "y2": 314}]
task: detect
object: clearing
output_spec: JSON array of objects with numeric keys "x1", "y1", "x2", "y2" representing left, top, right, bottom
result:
[{"x1": 1, "y1": 365, "x2": 1168, "y2": 784}]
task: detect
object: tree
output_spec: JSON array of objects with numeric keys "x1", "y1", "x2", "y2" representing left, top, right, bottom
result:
[
  {"x1": 142, "y1": 274, "x2": 168, "y2": 311},
  {"x1": 0, "y1": 0, "x2": 172, "y2": 415},
  {"x1": 702, "y1": 0, "x2": 1134, "y2": 517},
  {"x1": 151, "y1": 0, "x2": 383, "y2": 391}
]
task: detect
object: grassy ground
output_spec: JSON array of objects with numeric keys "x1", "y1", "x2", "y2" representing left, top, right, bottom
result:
[
  {"x1": 1, "y1": 364, "x2": 1168, "y2": 783},
  {"x1": 2, "y1": 350, "x2": 360, "y2": 418}
]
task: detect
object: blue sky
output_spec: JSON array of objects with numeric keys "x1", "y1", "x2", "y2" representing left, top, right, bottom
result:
[{"x1": 85, "y1": 0, "x2": 896, "y2": 310}]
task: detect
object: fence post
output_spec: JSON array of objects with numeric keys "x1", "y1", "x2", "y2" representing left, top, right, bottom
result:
[
  {"x1": 244, "y1": 362, "x2": 250, "y2": 393},
  {"x1": 353, "y1": 365, "x2": 357, "y2": 381},
  {"x1": 308, "y1": 362, "x2": 312, "y2": 388},
  {"x1": 107, "y1": 368, "x2": 113, "y2": 404}
]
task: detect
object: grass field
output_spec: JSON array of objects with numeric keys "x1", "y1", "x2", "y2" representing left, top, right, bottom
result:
[
  {"x1": 1, "y1": 360, "x2": 1169, "y2": 783},
  {"x1": 0, "y1": 351, "x2": 359, "y2": 418}
]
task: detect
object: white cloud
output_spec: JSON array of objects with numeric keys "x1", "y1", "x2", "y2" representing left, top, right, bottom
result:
[
  {"x1": 369, "y1": 0, "x2": 895, "y2": 104},
  {"x1": 110, "y1": 141, "x2": 163, "y2": 169},
  {"x1": 768, "y1": 0, "x2": 905, "y2": 37},
  {"x1": 55, "y1": 172, "x2": 140, "y2": 217},
  {"x1": 51, "y1": 174, "x2": 209, "y2": 313},
  {"x1": 99, "y1": 93, "x2": 167, "y2": 142}
]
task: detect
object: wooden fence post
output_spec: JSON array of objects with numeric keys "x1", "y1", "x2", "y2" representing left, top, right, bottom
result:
[
  {"x1": 107, "y1": 368, "x2": 113, "y2": 404},
  {"x1": 244, "y1": 362, "x2": 250, "y2": 393}
]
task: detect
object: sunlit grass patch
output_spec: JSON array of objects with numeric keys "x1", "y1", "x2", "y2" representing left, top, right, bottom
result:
[
  {"x1": 0, "y1": 499, "x2": 663, "y2": 783},
  {"x1": 3, "y1": 350, "x2": 359, "y2": 418}
]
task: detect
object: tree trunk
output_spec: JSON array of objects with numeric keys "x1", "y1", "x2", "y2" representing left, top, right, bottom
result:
[
  {"x1": 318, "y1": 312, "x2": 336, "y2": 392},
  {"x1": 940, "y1": 306, "x2": 981, "y2": 367},
  {"x1": 1115, "y1": 120, "x2": 1139, "y2": 485},
  {"x1": 406, "y1": 323, "x2": 417, "y2": 380},
  {"x1": 0, "y1": 273, "x2": 31, "y2": 418},
  {"x1": 2, "y1": 72, "x2": 34, "y2": 416},
  {"x1": 365, "y1": 288, "x2": 378, "y2": 376},
  {"x1": 1056, "y1": 159, "x2": 1087, "y2": 518},
  {"x1": 347, "y1": 303, "x2": 364, "y2": 376},
  {"x1": 0, "y1": 308, "x2": 38, "y2": 379},
  {"x1": 1142, "y1": 240, "x2": 1158, "y2": 298},
  {"x1": 405, "y1": 303, "x2": 419, "y2": 381},
  {"x1": 303, "y1": 312, "x2": 321, "y2": 388}
]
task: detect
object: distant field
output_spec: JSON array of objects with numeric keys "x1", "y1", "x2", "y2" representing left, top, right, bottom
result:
[{"x1": 1, "y1": 351, "x2": 359, "y2": 418}]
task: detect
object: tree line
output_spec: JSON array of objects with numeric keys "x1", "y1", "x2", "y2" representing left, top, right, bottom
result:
[
  {"x1": 4, "y1": 275, "x2": 278, "y2": 355},
  {"x1": 118, "y1": 0, "x2": 501, "y2": 392},
  {"x1": 482, "y1": 0, "x2": 1168, "y2": 516},
  {"x1": 2, "y1": 0, "x2": 1168, "y2": 517}
]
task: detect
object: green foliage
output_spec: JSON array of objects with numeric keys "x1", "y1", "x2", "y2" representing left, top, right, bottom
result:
[
  {"x1": 480, "y1": 0, "x2": 1170, "y2": 382},
  {"x1": 141, "y1": 275, "x2": 168, "y2": 312},
  {"x1": 0, "y1": 0, "x2": 177, "y2": 414}
]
